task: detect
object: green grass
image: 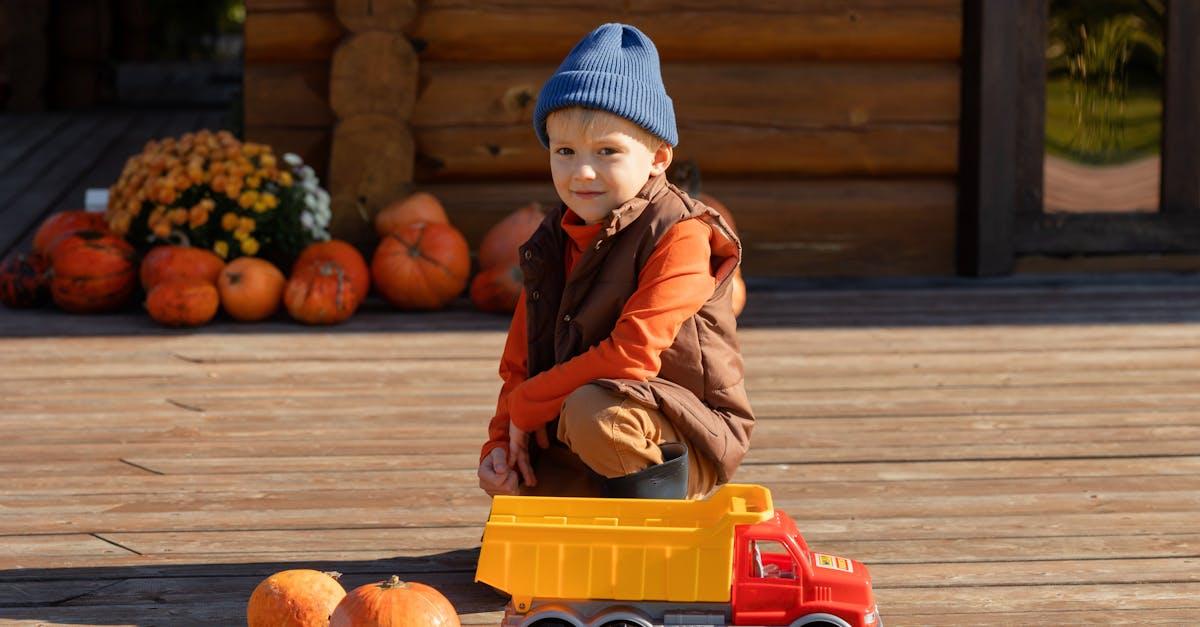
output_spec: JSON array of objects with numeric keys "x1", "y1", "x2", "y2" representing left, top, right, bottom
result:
[{"x1": 1045, "y1": 77, "x2": 1161, "y2": 165}]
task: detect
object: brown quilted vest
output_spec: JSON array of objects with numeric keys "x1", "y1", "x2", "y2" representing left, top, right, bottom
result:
[{"x1": 518, "y1": 174, "x2": 754, "y2": 484}]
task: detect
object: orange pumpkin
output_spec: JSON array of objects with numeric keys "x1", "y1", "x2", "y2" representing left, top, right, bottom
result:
[
  {"x1": 730, "y1": 268, "x2": 746, "y2": 317},
  {"x1": 374, "y1": 191, "x2": 449, "y2": 237},
  {"x1": 140, "y1": 245, "x2": 225, "y2": 290},
  {"x1": 0, "y1": 251, "x2": 50, "y2": 308},
  {"x1": 49, "y1": 230, "x2": 137, "y2": 313},
  {"x1": 478, "y1": 202, "x2": 544, "y2": 270},
  {"x1": 700, "y1": 192, "x2": 738, "y2": 235},
  {"x1": 218, "y1": 257, "x2": 285, "y2": 321},
  {"x1": 330, "y1": 576, "x2": 460, "y2": 627},
  {"x1": 247, "y1": 569, "x2": 346, "y2": 627},
  {"x1": 372, "y1": 222, "x2": 470, "y2": 311},
  {"x1": 469, "y1": 264, "x2": 523, "y2": 314},
  {"x1": 285, "y1": 260, "x2": 359, "y2": 324},
  {"x1": 33, "y1": 210, "x2": 109, "y2": 256},
  {"x1": 293, "y1": 240, "x2": 369, "y2": 303},
  {"x1": 145, "y1": 279, "x2": 219, "y2": 327}
]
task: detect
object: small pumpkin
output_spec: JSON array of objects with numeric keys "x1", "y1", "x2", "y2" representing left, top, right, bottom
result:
[
  {"x1": 145, "y1": 279, "x2": 219, "y2": 327},
  {"x1": 247, "y1": 569, "x2": 346, "y2": 627},
  {"x1": 33, "y1": 210, "x2": 109, "y2": 256},
  {"x1": 330, "y1": 576, "x2": 460, "y2": 627},
  {"x1": 374, "y1": 191, "x2": 449, "y2": 237},
  {"x1": 0, "y1": 251, "x2": 50, "y2": 308},
  {"x1": 218, "y1": 257, "x2": 285, "y2": 321},
  {"x1": 372, "y1": 222, "x2": 470, "y2": 311},
  {"x1": 730, "y1": 268, "x2": 746, "y2": 317},
  {"x1": 478, "y1": 202, "x2": 544, "y2": 270},
  {"x1": 140, "y1": 245, "x2": 225, "y2": 290},
  {"x1": 469, "y1": 264, "x2": 523, "y2": 314},
  {"x1": 293, "y1": 240, "x2": 369, "y2": 303},
  {"x1": 285, "y1": 260, "x2": 359, "y2": 324},
  {"x1": 49, "y1": 230, "x2": 137, "y2": 313}
]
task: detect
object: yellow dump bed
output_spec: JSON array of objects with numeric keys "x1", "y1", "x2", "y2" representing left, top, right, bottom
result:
[{"x1": 475, "y1": 484, "x2": 773, "y2": 605}]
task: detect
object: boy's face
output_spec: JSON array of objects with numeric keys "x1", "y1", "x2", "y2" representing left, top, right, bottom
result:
[{"x1": 546, "y1": 109, "x2": 673, "y2": 224}]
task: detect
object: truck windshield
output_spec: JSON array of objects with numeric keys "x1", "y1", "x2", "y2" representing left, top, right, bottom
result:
[{"x1": 750, "y1": 539, "x2": 798, "y2": 580}]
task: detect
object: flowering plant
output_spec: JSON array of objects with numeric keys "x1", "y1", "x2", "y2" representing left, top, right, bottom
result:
[{"x1": 105, "y1": 130, "x2": 331, "y2": 266}]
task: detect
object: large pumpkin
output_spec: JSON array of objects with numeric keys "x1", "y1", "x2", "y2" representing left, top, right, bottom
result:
[
  {"x1": 145, "y1": 280, "x2": 219, "y2": 327},
  {"x1": 219, "y1": 257, "x2": 285, "y2": 321},
  {"x1": 285, "y1": 260, "x2": 359, "y2": 324},
  {"x1": 374, "y1": 191, "x2": 449, "y2": 237},
  {"x1": 372, "y1": 222, "x2": 469, "y2": 310},
  {"x1": 478, "y1": 202, "x2": 544, "y2": 270},
  {"x1": 293, "y1": 240, "x2": 369, "y2": 303},
  {"x1": 469, "y1": 264, "x2": 522, "y2": 314},
  {"x1": 247, "y1": 569, "x2": 346, "y2": 627},
  {"x1": 140, "y1": 245, "x2": 225, "y2": 290},
  {"x1": 33, "y1": 210, "x2": 109, "y2": 256},
  {"x1": 49, "y1": 230, "x2": 137, "y2": 313},
  {"x1": 330, "y1": 576, "x2": 460, "y2": 627},
  {"x1": 0, "y1": 251, "x2": 50, "y2": 308}
]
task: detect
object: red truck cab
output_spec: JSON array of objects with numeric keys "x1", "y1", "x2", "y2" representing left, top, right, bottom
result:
[{"x1": 732, "y1": 510, "x2": 880, "y2": 627}]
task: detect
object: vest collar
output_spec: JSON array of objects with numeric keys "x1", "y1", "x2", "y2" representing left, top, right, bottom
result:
[{"x1": 598, "y1": 174, "x2": 669, "y2": 237}]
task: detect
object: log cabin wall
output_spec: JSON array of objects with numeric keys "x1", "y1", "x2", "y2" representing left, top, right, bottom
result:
[{"x1": 244, "y1": 0, "x2": 962, "y2": 278}]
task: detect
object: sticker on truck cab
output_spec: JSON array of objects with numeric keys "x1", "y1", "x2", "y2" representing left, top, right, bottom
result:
[{"x1": 814, "y1": 553, "x2": 854, "y2": 573}]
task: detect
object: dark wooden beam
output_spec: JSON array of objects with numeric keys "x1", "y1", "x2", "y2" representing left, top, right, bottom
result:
[
  {"x1": 1162, "y1": 0, "x2": 1200, "y2": 217},
  {"x1": 1015, "y1": 213, "x2": 1200, "y2": 255}
]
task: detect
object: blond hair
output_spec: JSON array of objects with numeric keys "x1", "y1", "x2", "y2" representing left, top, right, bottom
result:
[{"x1": 545, "y1": 107, "x2": 664, "y2": 152}]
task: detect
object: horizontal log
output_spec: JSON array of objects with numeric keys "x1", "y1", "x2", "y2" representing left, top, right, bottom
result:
[
  {"x1": 242, "y1": 63, "x2": 333, "y2": 127},
  {"x1": 335, "y1": 0, "x2": 417, "y2": 32},
  {"x1": 243, "y1": 10, "x2": 344, "y2": 63},
  {"x1": 413, "y1": 61, "x2": 960, "y2": 127},
  {"x1": 411, "y1": 0, "x2": 961, "y2": 62},
  {"x1": 415, "y1": 124, "x2": 958, "y2": 180},
  {"x1": 421, "y1": 178, "x2": 956, "y2": 276},
  {"x1": 242, "y1": 125, "x2": 330, "y2": 179},
  {"x1": 246, "y1": 0, "x2": 332, "y2": 11}
]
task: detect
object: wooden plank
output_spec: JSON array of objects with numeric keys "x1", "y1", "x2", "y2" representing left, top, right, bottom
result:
[
  {"x1": 246, "y1": 0, "x2": 333, "y2": 11},
  {"x1": 1015, "y1": 254, "x2": 1200, "y2": 274},
  {"x1": 243, "y1": 10, "x2": 344, "y2": 63},
  {"x1": 0, "y1": 113, "x2": 136, "y2": 256},
  {"x1": 413, "y1": 61, "x2": 960, "y2": 127},
  {"x1": 0, "y1": 114, "x2": 71, "y2": 174},
  {"x1": 243, "y1": 63, "x2": 333, "y2": 127},
  {"x1": 414, "y1": 123, "x2": 959, "y2": 180},
  {"x1": 411, "y1": 0, "x2": 962, "y2": 62}
]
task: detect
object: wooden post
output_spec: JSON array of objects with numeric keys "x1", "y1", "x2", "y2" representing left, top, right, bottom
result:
[
  {"x1": 2, "y1": 0, "x2": 51, "y2": 111},
  {"x1": 327, "y1": 0, "x2": 418, "y2": 250}
]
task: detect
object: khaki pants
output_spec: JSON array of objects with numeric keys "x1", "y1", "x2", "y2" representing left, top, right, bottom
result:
[{"x1": 519, "y1": 383, "x2": 718, "y2": 500}]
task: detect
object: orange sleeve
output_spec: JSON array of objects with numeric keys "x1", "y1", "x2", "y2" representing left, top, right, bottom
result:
[
  {"x1": 507, "y1": 218, "x2": 716, "y2": 431},
  {"x1": 480, "y1": 289, "x2": 529, "y2": 462}
]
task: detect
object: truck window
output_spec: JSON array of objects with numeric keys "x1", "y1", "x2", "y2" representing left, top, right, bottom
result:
[{"x1": 750, "y1": 539, "x2": 797, "y2": 580}]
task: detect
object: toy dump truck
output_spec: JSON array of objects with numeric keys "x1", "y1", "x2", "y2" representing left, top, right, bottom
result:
[{"x1": 476, "y1": 484, "x2": 880, "y2": 627}]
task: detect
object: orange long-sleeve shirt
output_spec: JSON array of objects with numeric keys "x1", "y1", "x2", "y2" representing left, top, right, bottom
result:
[{"x1": 481, "y1": 208, "x2": 717, "y2": 462}]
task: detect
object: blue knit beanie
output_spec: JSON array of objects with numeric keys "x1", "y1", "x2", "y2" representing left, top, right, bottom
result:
[{"x1": 533, "y1": 23, "x2": 677, "y2": 148}]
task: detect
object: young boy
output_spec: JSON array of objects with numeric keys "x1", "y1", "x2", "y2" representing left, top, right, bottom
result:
[{"x1": 476, "y1": 23, "x2": 753, "y2": 500}]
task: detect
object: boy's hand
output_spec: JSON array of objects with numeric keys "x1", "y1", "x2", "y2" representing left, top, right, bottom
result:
[
  {"x1": 508, "y1": 422, "x2": 550, "y2": 488},
  {"x1": 478, "y1": 448, "x2": 518, "y2": 496}
]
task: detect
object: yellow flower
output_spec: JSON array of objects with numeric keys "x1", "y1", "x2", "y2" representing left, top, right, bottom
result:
[
  {"x1": 253, "y1": 201, "x2": 268, "y2": 213},
  {"x1": 260, "y1": 153, "x2": 276, "y2": 169},
  {"x1": 246, "y1": 175, "x2": 261, "y2": 189},
  {"x1": 152, "y1": 222, "x2": 172, "y2": 239},
  {"x1": 233, "y1": 229, "x2": 248, "y2": 241},
  {"x1": 214, "y1": 240, "x2": 229, "y2": 258},
  {"x1": 221, "y1": 212, "x2": 239, "y2": 231},
  {"x1": 169, "y1": 208, "x2": 188, "y2": 225},
  {"x1": 188, "y1": 207, "x2": 206, "y2": 228},
  {"x1": 111, "y1": 212, "x2": 132, "y2": 236},
  {"x1": 240, "y1": 237, "x2": 260, "y2": 256},
  {"x1": 279, "y1": 172, "x2": 293, "y2": 187},
  {"x1": 261, "y1": 193, "x2": 278, "y2": 209},
  {"x1": 238, "y1": 190, "x2": 258, "y2": 209},
  {"x1": 238, "y1": 217, "x2": 256, "y2": 233}
]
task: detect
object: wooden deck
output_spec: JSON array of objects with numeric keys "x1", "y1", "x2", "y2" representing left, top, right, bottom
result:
[{"x1": 2, "y1": 278, "x2": 1200, "y2": 625}]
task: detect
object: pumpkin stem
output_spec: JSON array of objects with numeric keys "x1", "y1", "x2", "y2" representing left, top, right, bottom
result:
[
  {"x1": 379, "y1": 575, "x2": 408, "y2": 590},
  {"x1": 323, "y1": 571, "x2": 343, "y2": 580}
]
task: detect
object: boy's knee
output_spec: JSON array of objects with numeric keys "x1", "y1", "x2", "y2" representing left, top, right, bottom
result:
[{"x1": 558, "y1": 383, "x2": 623, "y2": 444}]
